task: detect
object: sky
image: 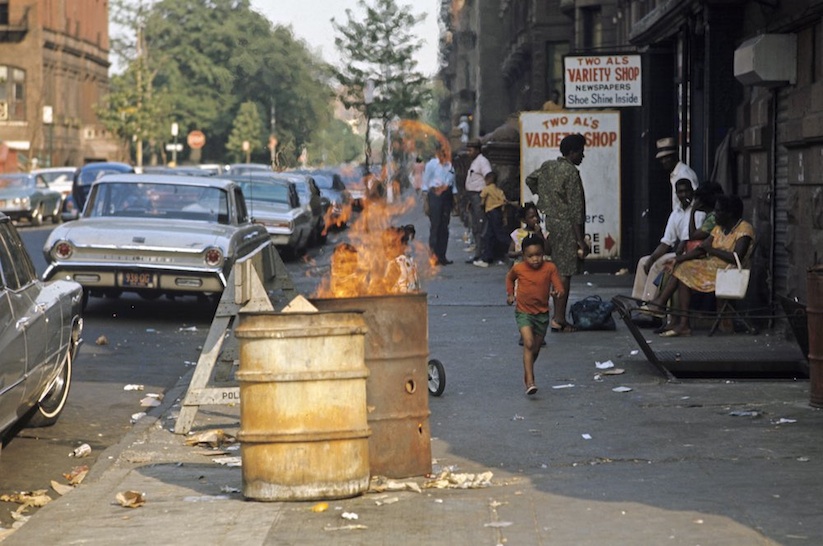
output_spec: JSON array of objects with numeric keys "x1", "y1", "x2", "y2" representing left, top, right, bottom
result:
[{"x1": 249, "y1": 0, "x2": 441, "y2": 76}]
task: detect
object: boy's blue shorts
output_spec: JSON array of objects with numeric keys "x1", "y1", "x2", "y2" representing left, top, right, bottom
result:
[{"x1": 515, "y1": 310, "x2": 550, "y2": 338}]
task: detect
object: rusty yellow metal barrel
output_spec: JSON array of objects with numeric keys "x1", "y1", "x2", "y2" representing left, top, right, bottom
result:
[
  {"x1": 235, "y1": 310, "x2": 370, "y2": 501},
  {"x1": 312, "y1": 293, "x2": 432, "y2": 478},
  {"x1": 808, "y1": 266, "x2": 823, "y2": 408}
]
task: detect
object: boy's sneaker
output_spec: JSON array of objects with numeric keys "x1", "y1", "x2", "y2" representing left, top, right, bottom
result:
[
  {"x1": 473, "y1": 259, "x2": 490, "y2": 268},
  {"x1": 464, "y1": 245, "x2": 476, "y2": 252}
]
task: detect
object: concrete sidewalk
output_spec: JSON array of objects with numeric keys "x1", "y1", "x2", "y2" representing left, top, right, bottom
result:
[{"x1": 3, "y1": 209, "x2": 821, "y2": 545}]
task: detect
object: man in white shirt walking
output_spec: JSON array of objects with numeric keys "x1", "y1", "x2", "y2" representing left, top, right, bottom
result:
[{"x1": 462, "y1": 139, "x2": 492, "y2": 263}]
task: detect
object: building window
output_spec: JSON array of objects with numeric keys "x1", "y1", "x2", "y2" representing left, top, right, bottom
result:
[
  {"x1": 0, "y1": 2, "x2": 9, "y2": 26},
  {"x1": 581, "y1": 6, "x2": 603, "y2": 50},
  {"x1": 0, "y1": 65, "x2": 26, "y2": 121},
  {"x1": 546, "y1": 41, "x2": 569, "y2": 101}
]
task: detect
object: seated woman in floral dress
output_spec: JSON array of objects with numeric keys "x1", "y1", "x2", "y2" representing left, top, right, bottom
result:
[{"x1": 648, "y1": 194, "x2": 755, "y2": 337}]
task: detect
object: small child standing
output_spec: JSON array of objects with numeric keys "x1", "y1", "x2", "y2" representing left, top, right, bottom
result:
[
  {"x1": 506, "y1": 234, "x2": 564, "y2": 395},
  {"x1": 473, "y1": 171, "x2": 516, "y2": 267},
  {"x1": 508, "y1": 202, "x2": 549, "y2": 261}
]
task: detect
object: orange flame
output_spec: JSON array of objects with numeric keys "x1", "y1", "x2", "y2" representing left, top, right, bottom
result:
[{"x1": 313, "y1": 194, "x2": 437, "y2": 298}]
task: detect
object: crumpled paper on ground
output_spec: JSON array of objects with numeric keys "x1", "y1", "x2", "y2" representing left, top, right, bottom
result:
[
  {"x1": 0, "y1": 490, "x2": 52, "y2": 512},
  {"x1": 115, "y1": 490, "x2": 146, "y2": 508},
  {"x1": 185, "y1": 429, "x2": 236, "y2": 448},
  {"x1": 423, "y1": 470, "x2": 494, "y2": 489}
]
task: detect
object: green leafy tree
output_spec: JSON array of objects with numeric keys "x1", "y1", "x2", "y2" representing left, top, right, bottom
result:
[
  {"x1": 226, "y1": 101, "x2": 265, "y2": 162},
  {"x1": 332, "y1": 0, "x2": 432, "y2": 169},
  {"x1": 305, "y1": 118, "x2": 363, "y2": 166},
  {"x1": 99, "y1": 0, "x2": 170, "y2": 166},
  {"x1": 136, "y1": 0, "x2": 332, "y2": 164}
]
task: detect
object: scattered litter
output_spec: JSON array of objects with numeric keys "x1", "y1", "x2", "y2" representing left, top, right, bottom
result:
[
  {"x1": 774, "y1": 418, "x2": 797, "y2": 424},
  {"x1": 423, "y1": 470, "x2": 493, "y2": 489},
  {"x1": 220, "y1": 486, "x2": 241, "y2": 494},
  {"x1": 341, "y1": 512, "x2": 359, "y2": 520},
  {"x1": 615, "y1": 268, "x2": 629, "y2": 276},
  {"x1": 145, "y1": 328, "x2": 157, "y2": 333},
  {"x1": 213, "y1": 456, "x2": 242, "y2": 467},
  {"x1": 123, "y1": 384, "x2": 144, "y2": 391},
  {"x1": 115, "y1": 490, "x2": 146, "y2": 508},
  {"x1": 630, "y1": 350, "x2": 639, "y2": 356},
  {"x1": 375, "y1": 497, "x2": 399, "y2": 506},
  {"x1": 484, "y1": 521, "x2": 513, "y2": 528},
  {"x1": 552, "y1": 384, "x2": 575, "y2": 389},
  {"x1": 581, "y1": 434, "x2": 592, "y2": 440},
  {"x1": 140, "y1": 395, "x2": 162, "y2": 407},
  {"x1": 183, "y1": 495, "x2": 230, "y2": 502},
  {"x1": 368, "y1": 477, "x2": 423, "y2": 494},
  {"x1": 63, "y1": 466, "x2": 89, "y2": 485},
  {"x1": 601, "y1": 368, "x2": 625, "y2": 375},
  {"x1": 179, "y1": 326, "x2": 198, "y2": 332},
  {"x1": 130, "y1": 412, "x2": 147, "y2": 423},
  {"x1": 50, "y1": 480, "x2": 74, "y2": 496},
  {"x1": 595, "y1": 360, "x2": 615, "y2": 369},
  {"x1": 729, "y1": 410, "x2": 761, "y2": 417},
  {"x1": 311, "y1": 502, "x2": 329, "y2": 513},
  {"x1": 511, "y1": 414, "x2": 524, "y2": 421},
  {"x1": 612, "y1": 386, "x2": 633, "y2": 393},
  {"x1": 95, "y1": 335, "x2": 108, "y2": 345},
  {"x1": 797, "y1": 457, "x2": 810, "y2": 462},
  {"x1": 185, "y1": 429, "x2": 237, "y2": 448},
  {"x1": 69, "y1": 443, "x2": 91, "y2": 458},
  {"x1": 0, "y1": 490, "x2": 52, "y2": 509},
  {"x1": 586, "y1": 282, "x2": 594, "y2": 286},
  {"x1": 324, "y1": 524, "x2": 368, "y2": 531}
]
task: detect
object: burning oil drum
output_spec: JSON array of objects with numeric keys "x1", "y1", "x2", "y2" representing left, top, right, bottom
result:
[
  {"x1": 312, "y1": 293, "x2": 432, "y2": 478},
  {"x1": 234, "y1": 309, "x2": 370, "y2": 501}
]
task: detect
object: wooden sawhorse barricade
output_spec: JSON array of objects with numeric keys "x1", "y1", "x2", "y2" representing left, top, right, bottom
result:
[{"x1": 173, "y1": 241, "x2": 295, "y2": 435}]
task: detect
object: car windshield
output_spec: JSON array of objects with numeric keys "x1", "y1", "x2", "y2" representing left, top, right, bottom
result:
[
  {"x1": 0, "y1": 175, "x2": 32, "y2": 189},
  {"x1": 38, "y1": 170, "x2": 74, "y2": 184},
  {"x1": 238, "y1": 181, "x2": 290, "y2": 205},
  {"x1": 86, "y1": 182, "x2": 230, "y2": 224}
]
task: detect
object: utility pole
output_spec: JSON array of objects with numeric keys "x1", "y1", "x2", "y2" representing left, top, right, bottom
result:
[
  {"x1": 364, "y1": 79, "x2": 374, "y2": 177},
  {"x1": 171, "y1": 123, "x2": 179, "y2": 166}
]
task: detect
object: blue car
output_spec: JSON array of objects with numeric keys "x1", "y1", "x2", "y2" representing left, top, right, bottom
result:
[{"x1": 72, "y1": 161, "x2": 134, "y2": 212}]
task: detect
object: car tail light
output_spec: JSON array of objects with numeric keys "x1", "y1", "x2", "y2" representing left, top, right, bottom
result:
[
  {"x1": 204, "y1": 247, "x2": 224, "y2": 267},
  {"x1": 52, "y1": 240, "x2": 73, "y2": 260}
]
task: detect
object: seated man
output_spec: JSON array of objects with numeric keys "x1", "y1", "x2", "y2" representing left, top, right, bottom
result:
[{"x1": 632, "y1": 178, "x2": 705, "y2": 302}]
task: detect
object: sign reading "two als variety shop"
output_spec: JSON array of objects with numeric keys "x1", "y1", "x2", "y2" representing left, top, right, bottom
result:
[{"x1": 564, "y1": 55, "x2": 642, "y2": 108}]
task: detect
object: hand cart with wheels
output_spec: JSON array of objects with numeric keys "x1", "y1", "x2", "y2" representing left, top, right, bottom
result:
[{"x1": 427, "y1": 358, "x2": 446, "y2": 396}]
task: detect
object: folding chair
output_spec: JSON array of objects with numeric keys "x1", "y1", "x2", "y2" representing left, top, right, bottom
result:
[{"x1": 708, "y1": 242, "x2": 758, "y2": 336}]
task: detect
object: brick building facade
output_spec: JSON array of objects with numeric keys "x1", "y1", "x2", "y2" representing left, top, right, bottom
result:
[{"x1": 0, "y1": 0, "x2": 120, "y2": 173}]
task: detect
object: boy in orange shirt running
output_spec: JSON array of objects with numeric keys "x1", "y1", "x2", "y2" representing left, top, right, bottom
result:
[{"x1": 506, "y1": 234, "x2": 564, "y2": 395}]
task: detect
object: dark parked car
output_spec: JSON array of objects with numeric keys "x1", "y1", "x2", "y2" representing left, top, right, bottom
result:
[
  {"x1": 292, "y1": 169, "x2": 352, "y2": 229},
  {"x1": 0, "y1": 213, "x2": 83, "y2": 439},
  {"x1": 72, "y1": 161, "x2": 135, "y2": 212}
]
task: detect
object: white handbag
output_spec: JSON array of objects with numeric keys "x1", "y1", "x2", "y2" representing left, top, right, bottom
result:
[{"x1": 715, "y1": 252, "x2": 750, "y2": 299}]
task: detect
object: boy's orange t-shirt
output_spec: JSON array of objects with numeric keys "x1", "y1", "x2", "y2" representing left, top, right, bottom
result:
[{"x1": 505, "y1": 260, "x2": 563, "y2": 314}]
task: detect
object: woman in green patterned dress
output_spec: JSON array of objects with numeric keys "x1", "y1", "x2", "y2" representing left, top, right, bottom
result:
[{"x1": 525, "y1": 133, "x2": 590, "y2": 332}]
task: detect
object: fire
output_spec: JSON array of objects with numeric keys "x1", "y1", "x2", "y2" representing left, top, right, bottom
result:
[{"x1": 313, "y1": 194, "x2": 437, "y2": 298}]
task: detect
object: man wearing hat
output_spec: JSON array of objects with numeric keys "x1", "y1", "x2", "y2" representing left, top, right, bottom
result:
[
  {"x1": 463, "y1": 138, "x2": 493, "y2": 262},
  {"x1": 656, "y1": 137, "x2": 699, "y2": 211}
]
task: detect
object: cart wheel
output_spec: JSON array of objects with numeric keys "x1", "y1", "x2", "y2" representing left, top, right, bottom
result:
[{"x1": 427, "y1": 359, "x2": 446, "y2": 397}]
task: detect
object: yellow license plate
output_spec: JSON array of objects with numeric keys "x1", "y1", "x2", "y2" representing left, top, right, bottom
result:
[{"x1": 121, "y1": 271, "x2": 155, "y2": 288}]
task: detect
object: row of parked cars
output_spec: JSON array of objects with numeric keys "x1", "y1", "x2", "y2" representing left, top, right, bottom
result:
[{"x1": 0, "y1": 161, "x2": 362, "y2": 442}]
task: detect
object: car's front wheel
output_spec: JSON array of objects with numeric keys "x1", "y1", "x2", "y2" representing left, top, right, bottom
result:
[{"x1": 27, "y1": 348, "x2": 72, "y2": 428}]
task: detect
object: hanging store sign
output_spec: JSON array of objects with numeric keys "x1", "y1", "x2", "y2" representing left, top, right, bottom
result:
[
  {"x1": 519, "y1": 111, "x2": 622, "y2": 259},
  {"x1": 564, "y1": 54, "x2": 642, "y2": 108}
]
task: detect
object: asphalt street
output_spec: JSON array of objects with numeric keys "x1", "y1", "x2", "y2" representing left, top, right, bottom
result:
[{"x1": 2, "y1": 197, "x2": 820, "y2": 545}]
